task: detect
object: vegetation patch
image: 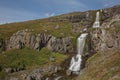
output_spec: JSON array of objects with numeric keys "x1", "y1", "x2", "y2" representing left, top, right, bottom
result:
[
  {"x1": 0, "y1": 47, "x2": 67, "y2": 78},
  {"x1": 78, "y1": 51, "x2": 120, "y2": 80}
]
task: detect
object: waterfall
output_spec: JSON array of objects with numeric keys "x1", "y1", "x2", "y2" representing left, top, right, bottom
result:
[
  {"x1": 69, "y1": 33, "x2": 88, "y2": 72},
  {"x1": 68, "y1": 11, "x2": 100, "y2": 74},
  {"x1": 93, "y1": 11, "x2": 100, "y2": 28}
]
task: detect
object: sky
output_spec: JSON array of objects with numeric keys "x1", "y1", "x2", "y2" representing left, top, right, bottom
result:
[{"x1": 0, "y1": 0, "x2": 120, "y2": 24}]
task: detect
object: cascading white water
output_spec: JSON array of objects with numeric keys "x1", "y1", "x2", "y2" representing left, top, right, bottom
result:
[
  {"x1": 68, "y1": 11, "x2": 100, "y2": 74},
  {"x1": 93, "y1": 11, "x2": 100, "y2": 28},
  {"x1": 69, "y1": 33, "x2": 88, "y2": 72}
]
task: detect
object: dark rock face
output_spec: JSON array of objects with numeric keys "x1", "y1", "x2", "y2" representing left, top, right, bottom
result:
[
  {"x1": 0, "y1": 39, "x2": 5, "y2": 53},
  {"x1": 4, "y1": 30, "x2": 73, "y2": 53}
]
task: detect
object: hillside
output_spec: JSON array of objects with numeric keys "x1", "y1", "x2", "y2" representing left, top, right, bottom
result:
[
  {"x1": 0, "y1": 5, "x2": 120, "y2": 80},
  {"x1": 77, "y1": 51, "x2": 120, "y2": 80}
]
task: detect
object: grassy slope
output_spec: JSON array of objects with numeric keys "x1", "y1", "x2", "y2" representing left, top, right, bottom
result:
[
  {"x1": 0, "y1": 47, "x2": 67, "y2": 78},
  {"x1": 0, "y1": 19, "x2": 71, "y2": 39},
  {"x1": 77, "y1": 51, "x2": 120, "y2": 80},
  {"x1": 0, "y1": 47, "x2": 67, "y2": 69},
  {"x1": 0, "y1": 13, "x2": 86, "y2": 39}
]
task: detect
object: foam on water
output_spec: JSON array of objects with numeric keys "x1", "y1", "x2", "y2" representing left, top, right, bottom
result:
[
  {"x1": 69, "y1": 33, "x2": 88, "y2": 72},
  {"x1": 93, "y1": 11, "x2": 100, "y2": 28}
]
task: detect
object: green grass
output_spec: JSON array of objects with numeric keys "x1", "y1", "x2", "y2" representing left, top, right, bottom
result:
[
  {"x1": 77, "y1": 51, "x2": 120, "y2": 80},
  {"x1": 0, "y1": 20, "x2": 69, "y2": 39},
  {"x1": 86, "y1": 53, "x2": 100, "y2": 63},
  {"x1": 0, "y1": 47, "x2": 67, "y2": 79},
  {"x1": 0, "y1": 47, "x2": 67, "y2": 71},
  {"x1": 0, "y1": 15, "x2": 82, "y2": 39}
]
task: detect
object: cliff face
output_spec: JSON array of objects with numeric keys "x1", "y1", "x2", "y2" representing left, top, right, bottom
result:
[
  {"x1": 91, "y1": 15, "x2": 120, "y2": 53},
  {"x1": 4, "y1": 29, "x2": 73, "y2": 53}
]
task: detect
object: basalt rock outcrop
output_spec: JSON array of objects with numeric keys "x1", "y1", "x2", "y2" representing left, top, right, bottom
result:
[{"x1": 5, "y1": 29, "x2": 73, "y2": 53}]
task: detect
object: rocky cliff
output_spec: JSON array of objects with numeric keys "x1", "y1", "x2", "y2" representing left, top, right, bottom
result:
[
  {"x1": 91, "y1": 14, "x2": 120, "y2": 53},
  {"x1": 3, "y1": 29, "x2": 73, "y2": 53}
]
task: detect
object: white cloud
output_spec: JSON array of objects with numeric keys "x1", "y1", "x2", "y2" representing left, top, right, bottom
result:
[{"x1": 45, "y1": 13, "x2": 55, "y2": 17}]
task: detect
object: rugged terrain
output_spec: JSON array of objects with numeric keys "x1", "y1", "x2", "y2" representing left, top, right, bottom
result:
[{"x1": 0, "y1": 5, "x2": 120, "y2": 80}]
